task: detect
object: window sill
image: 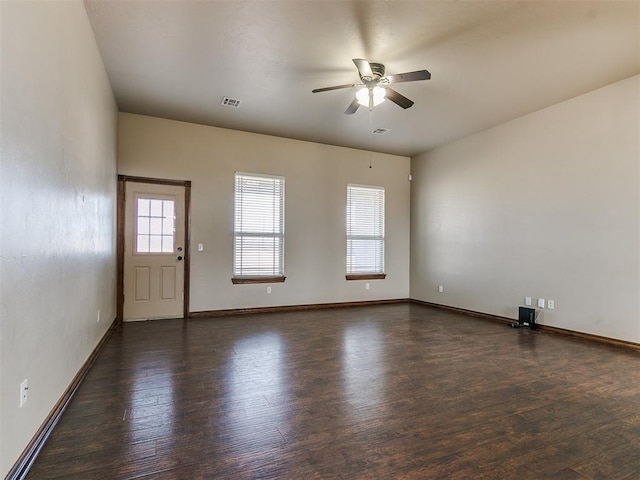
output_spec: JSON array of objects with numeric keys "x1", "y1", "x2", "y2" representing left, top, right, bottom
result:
[
  {"x1": 231, "y1": 276, "x2": 286, "y2": 285},
  {"x1": 345, "y1": 274, "x2": 387, "y2": 281}
]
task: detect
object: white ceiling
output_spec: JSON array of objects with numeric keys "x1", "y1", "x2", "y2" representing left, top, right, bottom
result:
[{"x1": 84, "y1": 0, "x2": 639, "y2": 157}]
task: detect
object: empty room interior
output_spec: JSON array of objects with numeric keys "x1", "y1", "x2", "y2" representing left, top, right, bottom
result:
[{"x1": 1, "y1": 0, "x2": 639, "y2": 479}]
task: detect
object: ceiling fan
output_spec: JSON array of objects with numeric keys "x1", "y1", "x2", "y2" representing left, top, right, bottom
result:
[{"x1": 312, "y1": 58, "x2": 431, "y2": 115}]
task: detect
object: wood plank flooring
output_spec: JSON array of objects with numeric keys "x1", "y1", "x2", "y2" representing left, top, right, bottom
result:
[{"x1": 26, "y1": 304, "x2": 640, "y2": 479}]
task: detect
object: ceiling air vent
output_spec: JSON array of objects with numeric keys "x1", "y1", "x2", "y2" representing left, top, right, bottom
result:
[
  {"x1": 221, "y1": 97, "x2": 242, "y2": 108},
  {"x1": 372, "y1": 128, "x2": 390, "y2": 135}
]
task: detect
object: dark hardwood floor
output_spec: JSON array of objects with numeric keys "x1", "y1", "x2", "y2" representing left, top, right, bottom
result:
[{"x1": 26, "y1": 304, "x2": 640, "y2": 479}]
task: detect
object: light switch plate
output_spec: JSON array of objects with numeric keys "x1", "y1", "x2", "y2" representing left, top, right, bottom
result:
[{"x1": 20, "y1": 379, "x2": 28, "y2": 408}]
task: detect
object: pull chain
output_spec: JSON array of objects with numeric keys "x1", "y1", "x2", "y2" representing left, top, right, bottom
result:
[{"x1": 368, "y1": 108, "x2": 373, "y2": 169}]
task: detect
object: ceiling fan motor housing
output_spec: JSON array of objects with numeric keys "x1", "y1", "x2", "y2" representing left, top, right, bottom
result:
[{"x1": 361, "y1": 62, "x2": 385, "y2": 82}]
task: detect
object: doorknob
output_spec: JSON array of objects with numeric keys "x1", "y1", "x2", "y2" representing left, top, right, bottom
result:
[{"x1": 177, "y1": 256, "x2": 183, "y2": 261}]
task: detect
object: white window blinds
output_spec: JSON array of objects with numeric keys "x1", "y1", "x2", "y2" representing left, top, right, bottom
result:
[
  {"x1": 346, "y1": 184, "x2": 385, "y2": 275},
  {"x1": 234, "y1": 173, "x2": 285, "y2": 277}
]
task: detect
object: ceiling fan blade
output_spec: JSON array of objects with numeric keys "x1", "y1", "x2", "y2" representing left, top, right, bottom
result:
[
  {"x1": 344, "y1": 98, "x2": 360, "y2": 115},
  {"x1": 352, "y1": 58, "x2": 373, "y2": 79},
  {"x1": 385, "y1": 87, "x2": 414, "y2": 109},
  {"x1": 312, "y1": 83, "x2": 357, "y2": 93},
  {"x1": 385, "y1": 70, "x2": 431, "y2": 84}
]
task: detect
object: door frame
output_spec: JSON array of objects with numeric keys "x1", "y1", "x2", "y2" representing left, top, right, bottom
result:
[{"x1": 117, "y1": 174, "x2": 192, "y2": 323}]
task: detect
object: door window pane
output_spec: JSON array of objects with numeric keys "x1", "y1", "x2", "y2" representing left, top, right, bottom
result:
[{"x1": 136, "y1": 198, "x2": 175, "y2": 253}]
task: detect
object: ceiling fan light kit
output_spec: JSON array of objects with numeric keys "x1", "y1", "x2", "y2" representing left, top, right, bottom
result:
[
  {"x1": 312, "y1": 58, "x2": 431, "y2": 115},
  {"x1": 356, "y1": 86, "x2": 386, "y2": 108}
]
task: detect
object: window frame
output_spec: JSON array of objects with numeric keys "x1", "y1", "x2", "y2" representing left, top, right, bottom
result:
[
  {"x1": 232, "y1": 172, "x2": 286, "y2": 284},
  {"x1": 345, "y1": 183, "x2": 386, "y2": 281}
]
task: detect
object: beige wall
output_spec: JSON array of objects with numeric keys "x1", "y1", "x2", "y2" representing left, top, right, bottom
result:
[
  {"x1": 0, "y1": 1, "x2": 118, "y2": 476},
  {"x1": 411, "y1": 75, "x2": 640, "y2": 343},
  {"x1": 118, "y1": 114, "x2": 411, "y2": 312}
]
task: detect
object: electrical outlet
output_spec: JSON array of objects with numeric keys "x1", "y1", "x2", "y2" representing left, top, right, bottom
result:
[
  {"x1": 525, "y1": 297, "x2": 532, "y2": 306},
  {"x1": 365, "y1": 283, "x2": 370, "y2": 290},
  {"x1": 438, "y1": 285, "x2": 444, "y2": 293},
  {"x1": 198, "y1": 243, "x2": 204, "y2": 252},
  {"x1": 267, "y1": 286, "x2": 272, "y2": 294},
  {"x1": 20, "y1": 379, "x2": 28, "y2": 408},
  {"x1": 537, "y1": 298, "x2": 545, "y2": 309},
  {"x1": 547, "y1": 300, "x2": 555, "y2": 309}
]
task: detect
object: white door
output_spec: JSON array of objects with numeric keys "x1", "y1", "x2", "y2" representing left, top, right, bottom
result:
[{"x1": 123, "y1": 182, "x2": 185, "y2": 321}]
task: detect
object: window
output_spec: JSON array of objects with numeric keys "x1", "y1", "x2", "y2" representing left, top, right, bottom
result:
[
  {"x1": 233, "y1": 172, "x2": 285, "y2": 283},
  {"x1": 136, "y1": 197, "x2": 175, "y2": 253},
  {"x1": 346, "y1": 184, "x2": 386, "y2": 279}
]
